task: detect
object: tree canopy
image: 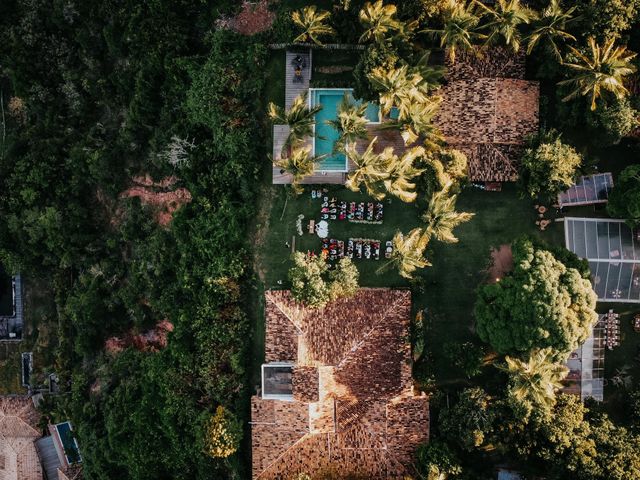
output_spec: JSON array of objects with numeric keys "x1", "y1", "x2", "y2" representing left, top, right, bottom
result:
[
  {"x1": 289, "y1": 253, "x2": 359, "y2": 308},
  {"x1": 518, "y1": 130, "x2": 583, "y2": 197},
  {"x1": 607, "y1": 164, "x2": 640, "y2": 227},
  {"x1": 475, "y1": 238, "x2": 597, "y2": 358}
]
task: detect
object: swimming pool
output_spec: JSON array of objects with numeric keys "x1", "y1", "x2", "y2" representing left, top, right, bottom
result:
[{"x1": 310, "y1": 88, "x2": 380, "y2": 171}]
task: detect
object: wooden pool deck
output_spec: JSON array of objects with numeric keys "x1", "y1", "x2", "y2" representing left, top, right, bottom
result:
[
  {"x1": 285, "y1": 51, "x2": 311, "y2": 109},
  {"x1": 272, "y1": 50, "x2": 371, "y2": 186}
]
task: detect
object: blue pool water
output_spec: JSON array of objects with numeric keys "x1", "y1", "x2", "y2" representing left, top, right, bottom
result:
[
  {"x1": 56, "y1": 421, "x2": 82, "y2": 463},
  {"x1": 311, "y1": 89, "x2": 380, "y2": 171}
]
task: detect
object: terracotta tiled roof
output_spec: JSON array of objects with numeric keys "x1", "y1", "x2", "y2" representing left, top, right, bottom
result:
[
  {"x1": 445, "y1": 47, "x2": 527, "y2": 80},
  {"x1": 451, "y1": 143, "x2": 522, "y2": 182},
  {"x1": 252, "y1": 289, "x2": 429, "y2": 479},
  {"x1": 0, "y1": 396, "x2": 43, "y2": 480},
  {"x1": 435, "y1": 47, "x2": 539, "y2": 182},
  {"x1": 58, "y1": 464, "x2": 83, "y2": 480},
  {"x1": 292, "y1": 366, "x2": 319, "y2": 403}
]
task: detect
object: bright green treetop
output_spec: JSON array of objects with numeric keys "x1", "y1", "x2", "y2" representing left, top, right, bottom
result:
[
  {"x1": 289, "y1": 253, "x2": 359, "y2": 308},
  {"x1": 500, "y1": 348, "x2": 568, "y2": 419},
  {"x1": 518, "y1": 129, "x2": 583, "y2": 198},
  {"x1": 607, "y1": 164, "x2": 640, "y2": 227},
  {"x1": 359, "y1": 0, "x2": 403, "y2": 43},
  {"x1": 477, "y1": 0, "x2": 537, "y2": 52},
  {"x1": 526, "y1": 0, "x2": 577, "y2": 59},
  {"x1": 377, "y1": 228, "x2": 431, "y2": 279},
  {"x1": 475, "y1": 239, "x2": 597, "y2": 358},
  {"x1": 292, "y1": 6, "x2": 336, "y2": 45},
  {"x1": 559, "y1": 37, "x2": 637, "y2": 111},
  {"x1": 325, "y1": 93, "x2": 370, "y2": 154},
  {"x1": 424, "y1": 0, "x2": 485, "y2": 63}
]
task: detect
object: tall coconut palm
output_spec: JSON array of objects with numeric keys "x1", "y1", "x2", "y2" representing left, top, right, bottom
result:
[
  {"x1": 325, "y1": 93, "x2": 369, "y2": 153},
  {"x1": 381, "y1": 97, "x2": 443, "y2": 148},
  {"x1": 476, "y1": 0, "x2": 537, "y2": 53},
  {"x1": 558, "y1": 37, "x2": 637, "y2": 111},
  {"x1": 292, "y1": 6, "x2": 336, "y2": 45},
  {"x1": 368, "y1": 65, "x2": 429, "y2": 119},
  {"x1": 424, "y1": 0, "x2": 485, "y2": 63},
  {"x1": 359, "y1": 0, "x2": 403, "y2": 43},
  {"x1": 377, "y1": 228, "x2": 431, "y2": 279},
  {"x1": 500, "y1": 348, "x2": 568, "y2": 411},
  {"x1": 272, "y1": 146, "x2": 322, "y2": 194},
  {"x1": 384, "y1": 147, "x2": 427, "y2": 203},
  {"x1": 422, "y1": 182, "x2": 474, "y2": 243},
  {"x1": 526, "y1": 0, "x2": 577, "y2": 59},
  {"x1": 268, "y1": 93, "x2": 321, "y2": 155},
  {"x1": 344, "y1": 137, "x2": 390, "y2": 200},
  {"x1": 412, "y1": 51, "x2": 446, "y2": 91}
]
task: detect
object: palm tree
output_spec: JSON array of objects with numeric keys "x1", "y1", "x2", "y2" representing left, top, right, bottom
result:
[
  {"x1": 268, "y1": 93, "x2": 321, "y2": 155},
  {"x1": 412, "y1": 51, "x2": 446, "y2": 91},
  {"x1": 377, "y1": 228, "x2": 431, "y2": 279},
  {"x1": 325, "y1": 93, "x2": 369, "y2": 153},
  {"x1": 423, "y1": 0, "x2": 485, "y2": 63},
  {"x1": 272, "y1": 146, "x2": 322, "y2": 194},
  {"x1": 526, "y1": 0, "x2": 577, "y2": 59},
  {"x1": 292, "y1": 6, "x2": 336, "y2": 45},
  {"x1": 344, "y1": 137, "x2": 390, "y2": 200},
  {"x1": 476, "y1": 0, "x2": 537, "y2": 53},
  {"x1": 558, "y1": 37, "x2": 637, "y2": 111},
  {"x1": 423, "y1": 182, "x2": 474, "y2": 243},
  {"x1": 359, "y1": 0, "x2": 403, "y2": 43},
  {"x1": 500, "y1": 348, "x2": 568, "y2": 411},
  {"x1": 384, "y1": 146, "x2": 426, "y2": 203},
  {"x1": 381, "y1": 97, "x2": 444, "y2": 148},
  {"x1": 368, "y1": 65, "x2": 429, "y2": 119}
]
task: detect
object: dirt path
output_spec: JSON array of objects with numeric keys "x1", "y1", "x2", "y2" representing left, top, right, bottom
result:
[
  {"x1": 487, "y1": 244, "x2": 513, "y2": 283},
  {"x1": 216, "y1": 0, "x2": 275, "y2": 36},
  {"x1": 119, "y1": 175, "x2": 192, "y2": 227}
]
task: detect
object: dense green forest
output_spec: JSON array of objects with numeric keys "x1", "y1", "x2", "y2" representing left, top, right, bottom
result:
[
  {"x1": 0, "y1": 1, "x2": 274, "y2": 477},
  {"x1": 2, "y1": 0, "x2": 640, "y2": 479}
]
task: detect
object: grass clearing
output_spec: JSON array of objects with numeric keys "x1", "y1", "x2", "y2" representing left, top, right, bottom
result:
[
  {"x1": 257, "y1": 182, "x2": 564, "y2": 385},
  {"x1": 265, "y1": 50, "x2": 286, "y2": 108}
]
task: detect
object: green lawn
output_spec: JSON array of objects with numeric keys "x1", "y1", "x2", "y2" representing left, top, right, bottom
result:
[
  {"x1": 257, "y1": 182, "x2": 564, "y2": 385},
  {"x1": 257, "y1": 32, "x2": 640, "y2": 405},
  {"x1": 418, "y1": 184, "x2": 564, "y2": 384},
  {"x1": 265, "y1": 50, "x2": 285, "y2": 108},
  {"x1": 259, "y1": 184, "x2": 421, "y2": 288}
]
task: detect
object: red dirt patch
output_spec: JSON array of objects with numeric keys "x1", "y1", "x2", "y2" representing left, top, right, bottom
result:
[
  {"x1": 218, "y1": 0, "x2": 275, "y2": 35},
  {"x1": 105, "y1": 320, "x2": 174, "y2": 354},
  {"x1": 120, "y1": 175, "x2": 192, "y2": 226},
  {"x1": 487, "y1": 244, "x2": 513, "y2": 284}
]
